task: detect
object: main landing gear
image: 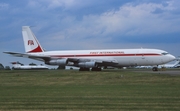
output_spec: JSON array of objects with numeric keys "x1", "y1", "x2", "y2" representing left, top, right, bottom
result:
[{"x1": 79, "y1": 67, "x2": 102, "y2": 71}]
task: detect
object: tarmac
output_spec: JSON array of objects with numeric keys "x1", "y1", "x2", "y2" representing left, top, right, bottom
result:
[
  {"x1": 139, "y1": 69, "x2": 180, "y2": 76},
  {"x1": 152, "y1": 70, "x2": 180, "y2": 75}
]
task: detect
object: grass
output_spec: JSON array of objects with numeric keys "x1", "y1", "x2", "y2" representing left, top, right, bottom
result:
[{"x1": 0, "y1": 69, "x2": 180, "y2": 111}]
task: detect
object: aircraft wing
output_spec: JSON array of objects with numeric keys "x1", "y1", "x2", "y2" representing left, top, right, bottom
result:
[
  {"x1": 3, "y1": 51, "x2": 51, "y2": 61},
  {"x1": 4, "y1": 51, "x2": 119, "y2": 66}
]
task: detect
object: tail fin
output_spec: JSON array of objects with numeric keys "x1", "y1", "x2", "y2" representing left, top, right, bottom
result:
[{"x1": 22, "y1": 26, "x2": 44, "y2": 53}]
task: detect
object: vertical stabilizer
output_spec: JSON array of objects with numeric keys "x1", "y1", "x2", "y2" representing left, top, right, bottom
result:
[{"x1": 22, "y1": 26, "x2": 44, "y2": 53}]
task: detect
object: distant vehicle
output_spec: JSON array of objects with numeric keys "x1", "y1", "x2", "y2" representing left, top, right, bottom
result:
[
  {"x1": 11, "y1": 62, "x2": 48, "y2": 70},
  {"x1": 4, "y1": 26, "x2": 175, "y2": 71}
]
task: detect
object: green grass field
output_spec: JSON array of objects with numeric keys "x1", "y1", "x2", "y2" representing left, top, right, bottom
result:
[{"x1": 0, "y1": 69, "x2": 180, "y2": 111}]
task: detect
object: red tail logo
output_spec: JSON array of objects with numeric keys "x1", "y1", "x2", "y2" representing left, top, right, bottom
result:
[{"x1": 28, "y1": 40, "x2": 34, "y2": 45}]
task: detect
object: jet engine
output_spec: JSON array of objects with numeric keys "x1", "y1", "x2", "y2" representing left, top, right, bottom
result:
[
  {"x1": 46, "y1": 59, "x2": 68, "y2": 66},
  {"x1": 78, "y1": 62, "x2": 97, "y2": 68}
]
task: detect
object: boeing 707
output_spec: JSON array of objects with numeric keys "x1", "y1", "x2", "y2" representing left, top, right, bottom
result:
[{"x1": 4, "y1": 26, "x2": 175, "y2": 71}]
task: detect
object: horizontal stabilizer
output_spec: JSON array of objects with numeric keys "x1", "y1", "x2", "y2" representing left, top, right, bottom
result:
[{"x1": 3, "y1": 51, "x2": 51, "y2": 61}]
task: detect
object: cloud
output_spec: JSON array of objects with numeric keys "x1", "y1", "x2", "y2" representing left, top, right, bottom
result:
[
  {"x1": 2, "y1": 0, "x2": 180, "y2": 46},
  {"x1": 27, "y1": 0, "x2": 76, "y2": 10},
  {"x1": 46, "y1": 1, "x2": 180, "y2": 42},
  {"x1": 0, "y1": 3, "x2": 9, "y2": 10},
  {"x1": 47, "y1": 0, "x2": 75, "y2": 9}
]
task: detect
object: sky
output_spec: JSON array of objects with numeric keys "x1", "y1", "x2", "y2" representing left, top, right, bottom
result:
[{"x1": 0, "y1": 0, "x2": 180, "y2": 67}]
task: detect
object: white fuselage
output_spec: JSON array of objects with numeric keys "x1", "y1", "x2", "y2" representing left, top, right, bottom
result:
[{"x1": 28, "y1": 48, "x2": 175, "y2": 67}]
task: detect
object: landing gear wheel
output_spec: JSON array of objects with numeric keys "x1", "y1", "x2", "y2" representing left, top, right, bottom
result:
[{"x1": 152, "y1": 67, "x2": 158, "y2": 71}]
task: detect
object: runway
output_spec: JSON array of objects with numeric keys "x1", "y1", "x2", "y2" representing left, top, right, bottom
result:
[
  {"x1": 153, "y1": 70, "x2": 180, "y2": 75},
  {"x1": 139, "y1": 69, "x2": 180, "y2": 76}
]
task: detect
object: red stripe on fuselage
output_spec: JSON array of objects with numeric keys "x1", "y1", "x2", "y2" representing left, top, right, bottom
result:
[{"x1": 49, "y1": 53, "x2": 161, "y2": 58}]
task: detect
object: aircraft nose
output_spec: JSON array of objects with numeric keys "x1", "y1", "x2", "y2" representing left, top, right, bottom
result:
[{"x1": 169, "y1": 54, "x2": 176, "y2": 61}]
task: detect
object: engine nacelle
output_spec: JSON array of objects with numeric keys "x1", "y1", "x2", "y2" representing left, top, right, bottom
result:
[
  {"x1": 78, "y1": 62, "x2": 97, "y2": 68},
  {"x1": 46, "y1": 59, "x2": 68, "y2": 66}
]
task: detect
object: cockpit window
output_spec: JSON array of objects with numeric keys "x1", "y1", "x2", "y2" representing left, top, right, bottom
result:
[{"x1": 161, "y1": 52, "x2": 169, "y2": 55}]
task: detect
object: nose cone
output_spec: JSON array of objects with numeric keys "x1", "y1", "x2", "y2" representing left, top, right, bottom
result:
[{"x1": 169, "y1": 54, "x2": 176, "y2": 61}]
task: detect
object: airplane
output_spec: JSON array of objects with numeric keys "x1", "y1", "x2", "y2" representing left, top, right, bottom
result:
[
  {"x1": 4, "y1": 26, "x2": 176, "y2": 71},
  {"x1": 11, "y1": 61, "x2": 48, "y2": 70}
]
